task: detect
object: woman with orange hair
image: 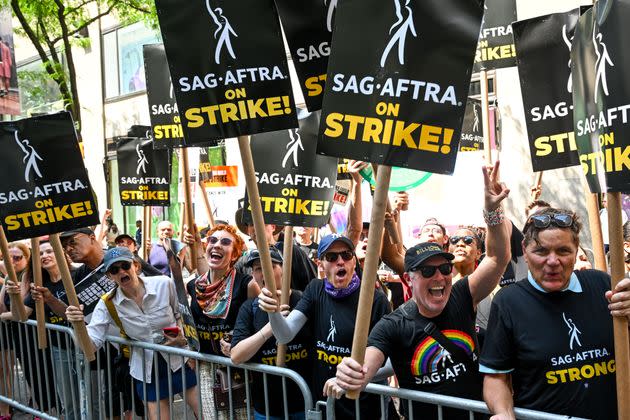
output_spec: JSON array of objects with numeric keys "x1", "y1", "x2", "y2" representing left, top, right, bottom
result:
[{"x1": 185, "y1": 224, "x2": 258, "y2": 419}]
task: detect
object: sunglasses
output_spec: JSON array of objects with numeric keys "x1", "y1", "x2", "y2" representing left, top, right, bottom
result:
[
  {"x1": 412, "y1": 262, "x2": 453, "y2": 278},
  {"x1": 208, "y1": 236, "x2": 233, "y2": 246},
  {"x1": 11, "y1": 255, "x2": 24, "y2": 262},
  {"x1": 449, "y1": 235, "x2": 476, "y2": 246},
  {"x1": 323, "y1": 250, "x2": 354, "y2": 263},
  {"x1": 525, "y1": 213, "x2": 574, "y2": 230},
  {"x1": 108, "y1": 260, "x2": 132, "y2": 275}
]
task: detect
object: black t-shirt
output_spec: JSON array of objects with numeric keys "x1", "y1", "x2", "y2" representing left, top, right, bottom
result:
[
  {"x1": 25, "y1": 276, "x2": 69, "y2": 348},
  {"x1": 296, "y1": 278, "x2": 391, "y2": 419},
  {"x1": 480, "y1": 270, "x2": 616, "y2": 420},
  {"x1": 187, "y1": 271, "x2": 251, "y2": 354},
  {"x1": 232, "y1": 291, "x2": 310, "y2": 415},
  {"x1": 297, "y1": 241, "x2": 318, "y2": 261},
  {"x1": 369, "y1": 277, "x2": 482, "y2": 420},
  {"x1": 275, "y1": 241, "x2": 317, "y2": 292}
]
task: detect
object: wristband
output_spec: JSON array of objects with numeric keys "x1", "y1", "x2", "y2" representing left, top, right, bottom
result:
[{"x1": 483, "y1": 206, "x2": 504, "y2": 227}]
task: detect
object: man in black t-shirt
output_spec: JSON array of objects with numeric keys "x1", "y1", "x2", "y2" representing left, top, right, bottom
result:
[
  {"x1": 259, "y1": 233, "x2": 391, "y2": 419},
  {"x1": 480, "y1": 208, "x2": 630, "y2": 420},
  {"x1": 231, "y1": 247, "x2": 311, "y2": 418},
  {"x1": 327, "y1": 162, "x2": 511, "y2": 420}
]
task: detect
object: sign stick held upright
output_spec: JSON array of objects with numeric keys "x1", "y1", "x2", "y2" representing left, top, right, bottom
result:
[
  {"x1": 49, "y1": 233, "x2": 96, "y2": 361},
  {"x1": 30, "y1": 237, "x2": 47, "y2": 349},
  {"x1": 347, "y1": 165, "x2": 392, "y2": 400},
  {"x1": 276, "y1": 226, "x2": 293, "y2": 367},
  {"x1": 180, "y1": 148, "x2": 198, "y2": 272},
  {"x1": 238, "y1": 135, "x2": 278, "y2": 300}
]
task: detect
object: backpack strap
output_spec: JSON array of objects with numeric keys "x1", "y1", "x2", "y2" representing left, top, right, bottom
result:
[{"x1": 101, "y1": 288, "x2": 131, "y2": 358}]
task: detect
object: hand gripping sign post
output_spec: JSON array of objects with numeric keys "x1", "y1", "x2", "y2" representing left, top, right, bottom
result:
[
  {"x1": 317, "y1": 0, "x2": 483, "y2": 399},
  {"x1": 0, "y1": 112, "x2": 99, "y2": 361},
  {"x1": 572, "y1": 3, "x2": 630, "y2": 417},
  {"x1": 30, "y1": 237, "x2": 47, "y2": 349}
]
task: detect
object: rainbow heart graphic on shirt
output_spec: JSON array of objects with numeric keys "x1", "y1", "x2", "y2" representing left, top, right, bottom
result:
[{"x1": 411, "y1": 330, "x2": 475, "y2": 376}]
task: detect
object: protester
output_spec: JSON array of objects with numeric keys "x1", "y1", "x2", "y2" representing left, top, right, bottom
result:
[
  {"x1": 481, "y1": 208, "x2": 630, "y2": 420},
  {"x1": 231, "y1": 247, "x2": 311, "y2": 420},
  {"x1": 184, "y1": 224, "x2": 257, "y2": 419},
  {"x1": 147, "y1": 221, "x2": 188, "y2": 276},
  {"x1": 574, "y1": 246, "x2": 593, "y2": 271},
  {"x1": 135, "y1": 219, "x2": 142, "y2": 246},
  {"x1": 0, "y1": 243, "x2": 57, "y2": 415},
  {"x1": 450, "y1": 229, "x2": 483, "y2": 279},
  {"x1": 25, "y1": 240, "x2": 79, "y2": 420},
  {"x1": 325, "y1": 161, "x2": 511, "y2": 420},
  {"x1": 235, "y1": 208, "x2": 316, "y2": 291},
  {"x1": 294, "y1": 227, "x2": 318, "y2": 262},
  {"x1": 259, "y1": 233, "x2": 392, "y2": 418},
  {"x1": 65, "y1": 247, "x2": 199, "y2": 420}
]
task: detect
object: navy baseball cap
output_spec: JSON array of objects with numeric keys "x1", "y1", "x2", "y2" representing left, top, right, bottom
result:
[
  {"x1": 317, "y1": 234, "x2": 355, "y2": 259},
  {"x1": 244, "y1": 247, "x2": 284, "y2": 268},
  {"x1": 104, "y1": 247, "x2": 135, "y2": 272},
  {"x1": 404, "y1": 242, "x2": 454, "y2": 272}
]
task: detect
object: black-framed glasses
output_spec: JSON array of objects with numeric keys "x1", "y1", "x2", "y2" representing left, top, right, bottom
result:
[
  {"x1": 412, "y1": 263, "x2": 453, "y2": 278},
  {"x1": 526, "y1": 213, "x2": 574, "y2": 230},
  {"x1": 208, "y1": 236, "x2": 233, "y2": 246},
  {"x1": 323, "y1": 250, "x2": 354, "y2": 263},
  {"x1": 449, "y1": 235, "x2": 475, "y2": 246},
  {"x1": 108, "y1": 260, "x2": 132, "y2": 275}
]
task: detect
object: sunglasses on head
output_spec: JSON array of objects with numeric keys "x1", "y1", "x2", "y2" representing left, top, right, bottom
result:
[
  {"x1": 11, "y1": 255, "x2": 24, "y2": 262},
  {"x1": 526, "y1": 213, "x2": 574, "y2": 230},
  {"x1": 323, "y1": 250, "x2": 354, "y2": 263},
  {"x1": 108, "y1": 260, "x2": 132, "y2": 275},
  {"x1": 412, "y1": 262, "x2": 453, "y2": 278},
  {"x1": 449, "y1": 235, "x2": 476, "y2": 246},
  {"x1": 208, "y1": 236, "x2": 233, "y2": 246}
]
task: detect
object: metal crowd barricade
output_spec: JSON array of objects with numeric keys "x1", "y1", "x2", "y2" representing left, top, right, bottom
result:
[{"x1": 320, "y1": 383, "x2": 589, "y2": 420}]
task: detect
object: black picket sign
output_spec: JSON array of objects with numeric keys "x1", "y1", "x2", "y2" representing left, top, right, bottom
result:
[
  {"x1": 513, "y1": 9, "x2": 581, "y2": 172},
  {"x1": 274, "y1": 0, "x2": 333, "y2": 111},
  {"x1": 317, "y1": 0, "x2": 483, "y2": 174},
  {"x1": 0, "y1": 112, "x2": 99, "y2": 241},
  {"x1": 473, "y1": 0, "x2": 517, "y2": 71},
  {"x1": 572, "y1": 2, "x2": 630, "y2": 193},
  {"x1": 154, "y1": 0, "x2": 298, "y2": 144},
  {"x1": 243, "y1": 109, "x2": 337, "y2": 227},
  {"x1": 117, "y1": 134, "x2": 171, "y2": 206},
  {"x1": 459, "y1": 98, "x2": 484, "y2": 152},
  {"x1": 143, "y1": 43, "x2": 186, "y2": 149}
]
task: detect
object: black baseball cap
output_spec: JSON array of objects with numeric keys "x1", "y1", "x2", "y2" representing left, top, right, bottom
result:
[
  {"x1": 59, "y1": 227, "x2": 95, "y2": 239},
  {"x1": 244, "y1": 247, "x2": 284, "y2": 268},
  {"x1": 404, "y1": 242, "x2": 454, "y2": 272},
  {"x1": 114, "y1": 233, "x2": 136, "y2": 245}
]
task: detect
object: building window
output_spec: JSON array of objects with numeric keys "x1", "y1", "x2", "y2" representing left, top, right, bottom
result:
[
  {"x1": 103, "y1": 22, "x2": 161, "y2": 99},
  {"x1": 17, "y1": 57, "x2": 65, "y2": 117}
]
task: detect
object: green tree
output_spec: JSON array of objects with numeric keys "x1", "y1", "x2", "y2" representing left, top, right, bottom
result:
[{"x1": 7, "y1": 0, "x2": 157, "y2": 133}]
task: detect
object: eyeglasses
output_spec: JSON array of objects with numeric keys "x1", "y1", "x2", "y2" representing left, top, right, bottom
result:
[
  {"x1": 11, "y1": 255, "x2": 24, "y2": 262},
  {"x1": 525, "y1": 213, "x2": 574, "y2": 230},
  {"x1": 449, "y1": 235, "x2": 476, "y2": 246},
  {"x1": 107, "y1": 261, "x2": 132, "y2": 275},
  {"x1": 208, "y1": 236, "x2": 233, "y2": 246},
  {"x1": 323, "y1": 250, "x2": 354, "y2": 263},
  {"x1": 412, "y1": 263, "x2": 453, "y2": 278}
]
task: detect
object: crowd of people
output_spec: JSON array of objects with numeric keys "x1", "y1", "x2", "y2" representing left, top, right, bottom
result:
[{"x1": 0, "y1": 160, "x2": 629, "y2": 420}]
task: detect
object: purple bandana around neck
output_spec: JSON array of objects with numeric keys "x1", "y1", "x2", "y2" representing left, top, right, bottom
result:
[{"x1": 324, "y1": 272, "x2": 361, "y2": 299}]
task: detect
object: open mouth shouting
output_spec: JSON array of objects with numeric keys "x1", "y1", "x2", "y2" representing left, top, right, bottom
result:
[{"x1": 428, "y1": 285, "x2": 446, "y2": 298}]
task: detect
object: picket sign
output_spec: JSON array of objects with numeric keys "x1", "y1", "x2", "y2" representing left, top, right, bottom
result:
[
  {"x1": 30, "y1": 238, "x2": 47, "y2": 349},
  {"x1": 0, "y1": 226, "x2": 27, "y2": 321},
  {"x1": 180, "y1": 148, "x2": 198, "y2": 271},
  {"x1": 347, "y1": 165, "x2": 392, "y2": 400},
  {"x1": 606, "y1": 192, "x2": 630, "y2": 420},
  {"x1": 276, "y1": 226, "x2": 294, "y2": 367},
  {"x1": 238, "y1": 135, "x2": 278, "y2": 299},
  {"x1": 199, "y1": 180, "x2": 216, "y2": 229},
  {"x1": 49, "y1": 233, "x2": 96, "y2": 361}
]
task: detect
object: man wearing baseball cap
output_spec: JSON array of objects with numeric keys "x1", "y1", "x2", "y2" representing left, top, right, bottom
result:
[
  {"x1": 231, "y1": 247, "x2": 312, "y2": 419},
  {"x1": 258, "y1": 233, "x2": 391, "y2": 418},
  {"x1": 327, "y1": 161, "x2": 512, "y2": 420},
  {"x1": 115, "y1": 234, "x2": 162, "y2": 277}
]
